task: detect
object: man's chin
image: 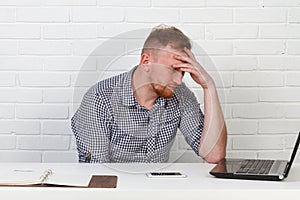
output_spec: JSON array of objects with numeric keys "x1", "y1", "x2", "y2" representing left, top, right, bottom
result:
[
  {"x1": 157, "y1": 87, "x2": 174, "y2": 98},
  {"x1": 152, "y1": 84, "x2": 175, "y2": 98},
  {"x1": 160, "y1": 92, "x2": 174, "y2": 98}
]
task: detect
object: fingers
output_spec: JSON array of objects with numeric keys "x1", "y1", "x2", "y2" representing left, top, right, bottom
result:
[
  {"x1": 172, "y1": 62, "x2": 199, "y2": 76},
  {"x1": 172, "y1": 48, "x2": 204, "y2": 76},
  {"x1": 173, "y1": 48, "x2": 196, "y2": 65},
  {"x1": 184, "y1": 47, "x2": 196, "y2": 60},
  {"x1": 172, "y1": 55, "x2": 202, "y2": 74},
  {"x1": 173, "y1": 54, "x2": 189, "y2": 63}
]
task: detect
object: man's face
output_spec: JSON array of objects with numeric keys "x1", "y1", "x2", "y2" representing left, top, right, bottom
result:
[{"x1": 148, "y1": 45, "x2": 187, "y2": 98}]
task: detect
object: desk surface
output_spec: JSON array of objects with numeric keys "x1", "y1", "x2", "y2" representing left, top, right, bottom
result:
[{"x1": 0, "y1": 162, "x2": 300, "y2": 200}]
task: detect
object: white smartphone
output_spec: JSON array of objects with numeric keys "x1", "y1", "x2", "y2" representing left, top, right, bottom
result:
[{"x1": 146, "y1": 172, "x2": 187, "y2": 178}]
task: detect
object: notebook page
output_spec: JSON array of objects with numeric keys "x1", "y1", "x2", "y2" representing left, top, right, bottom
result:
[
  {"x1": 0, "y1": 169, "x2": 45, "y2": 186},
  {"x1": 46, "y1": 172, "x2": 92, "y2": 187}
]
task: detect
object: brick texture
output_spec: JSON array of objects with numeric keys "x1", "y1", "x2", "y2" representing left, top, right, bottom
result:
[{"x1": 0, "y1": 2, "x2": 299, "y2": 163}]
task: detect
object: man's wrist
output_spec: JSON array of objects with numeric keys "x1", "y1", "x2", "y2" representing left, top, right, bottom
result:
[{"x1": 202, "y1": 78, "x2": 216, "y2": 91}]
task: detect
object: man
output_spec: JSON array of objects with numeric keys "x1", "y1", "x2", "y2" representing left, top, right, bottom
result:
[{"x1": 71, "y1": 25, "x2": 227, "y2": 163}]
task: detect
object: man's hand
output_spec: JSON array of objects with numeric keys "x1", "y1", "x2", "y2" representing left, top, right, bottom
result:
[
  {"x1": 172, "y1": 47, "x2": 214, "y2": 89},
  {"x1": 173, "y1": 47, "x2": 227, "y2": 163}
]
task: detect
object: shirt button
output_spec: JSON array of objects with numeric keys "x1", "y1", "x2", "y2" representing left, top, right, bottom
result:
[{"x1": 148, "y1": 134, "x2": 152, "y2": 139}]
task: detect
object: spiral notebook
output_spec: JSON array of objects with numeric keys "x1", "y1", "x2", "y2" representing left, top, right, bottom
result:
[{"x1": 0, "y1": 169, "x2": 117, "y2": 188}]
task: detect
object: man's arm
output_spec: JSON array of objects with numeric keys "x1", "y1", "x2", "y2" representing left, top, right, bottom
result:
[
  {"x1": 71, "y1": 88, "x2": 111, "y2": 163},
  {"x1": 173, "y1": 48, "x2": 227, "y2": 164},
  {"x1": 199, "y1": 83, "x2": 227, "y2": 163}
]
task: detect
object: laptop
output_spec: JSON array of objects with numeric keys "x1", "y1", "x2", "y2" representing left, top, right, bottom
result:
[{"x1": 210, "y1": 132, "x2": 300, "y2": 181}]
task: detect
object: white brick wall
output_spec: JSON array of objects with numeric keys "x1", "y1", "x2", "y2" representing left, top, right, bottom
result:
[{"x1": 0, "y1": 1, "x2": 300, "y2": 163}]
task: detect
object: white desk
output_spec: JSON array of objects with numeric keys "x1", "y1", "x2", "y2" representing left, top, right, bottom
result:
[{"x1": 0, "y1": 162, "x2": 300, "y2": 200}]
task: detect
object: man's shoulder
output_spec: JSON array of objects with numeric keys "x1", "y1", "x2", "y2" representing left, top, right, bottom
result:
[
  {"x1": 174, "y1": 83, "x2": 198, "y2": 105},
  {"x1": 88, "y1": 72, "x2": 127, "y2": 96},
  {"x1": 174, "y1": 83, "x2": 193, "y2": 96}
]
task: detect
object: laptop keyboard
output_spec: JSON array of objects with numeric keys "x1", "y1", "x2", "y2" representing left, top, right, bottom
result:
[{"x1": 236, "y1": 160, "x2": 274, "y2": 174}]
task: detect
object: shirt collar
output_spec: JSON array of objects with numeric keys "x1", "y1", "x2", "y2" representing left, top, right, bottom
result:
[{"x1": 121, "y1": 66, "x2": 138, "y2": 106}]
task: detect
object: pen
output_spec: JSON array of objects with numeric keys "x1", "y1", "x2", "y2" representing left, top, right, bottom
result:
[{"x1": 85, "y1": 151, "x2": 92, "y2": 163}]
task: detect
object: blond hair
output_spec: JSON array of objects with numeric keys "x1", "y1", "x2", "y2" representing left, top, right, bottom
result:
[{"x1": 142, "y1": 25, "x2": 191, "y2": 55}]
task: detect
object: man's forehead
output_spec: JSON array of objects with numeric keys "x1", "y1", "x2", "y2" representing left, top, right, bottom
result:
[{"x1": 156, "y1": 46, "x2": 187, "y2": 57}]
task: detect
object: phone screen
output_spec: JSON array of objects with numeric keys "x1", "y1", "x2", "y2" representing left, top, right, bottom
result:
[
  {"x1": 151, "y1": 172, "x2": 182, "y2": 176},
  {"x1": 146, "y1": 172, "x2": 187, "y2": 178}
]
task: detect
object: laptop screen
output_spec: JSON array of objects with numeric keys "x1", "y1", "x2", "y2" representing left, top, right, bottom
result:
[{"x1": 284, "y1": 132, "x2": 300, "y2": 177}]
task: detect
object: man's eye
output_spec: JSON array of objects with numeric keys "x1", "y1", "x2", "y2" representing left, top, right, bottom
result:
[{"x1": 171, "y1": 68, "x2": 180, "y2": 74}]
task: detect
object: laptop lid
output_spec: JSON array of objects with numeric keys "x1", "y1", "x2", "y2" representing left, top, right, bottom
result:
[{"x1": 284, "y1": 132, "x2": 300, "y2": 177}]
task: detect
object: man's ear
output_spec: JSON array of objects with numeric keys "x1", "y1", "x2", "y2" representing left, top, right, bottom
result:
[
  {"x1": 140, "y1": 53, "x2": 151, "y2": 72},
  {"x1": 140, "y1": 53, "x2": 151, "y2": 64}
]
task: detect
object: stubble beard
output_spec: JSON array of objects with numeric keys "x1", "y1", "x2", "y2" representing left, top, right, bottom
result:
[{"x1": 152, "y1": 83, "x2": 175, "y2": 98}]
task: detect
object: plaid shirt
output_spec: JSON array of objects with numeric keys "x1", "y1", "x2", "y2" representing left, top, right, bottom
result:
[{"x1": 71, "y1": 66, "x2": 204, "y2": 163}]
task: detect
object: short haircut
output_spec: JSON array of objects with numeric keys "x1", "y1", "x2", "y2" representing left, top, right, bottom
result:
[{"x1": 141, "y1": 25, "x2": 192, "y2": 55}]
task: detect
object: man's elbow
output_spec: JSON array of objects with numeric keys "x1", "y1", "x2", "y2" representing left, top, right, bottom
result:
[{"x1": 202, "y1": 152, "x2": 226, "y2": 164}]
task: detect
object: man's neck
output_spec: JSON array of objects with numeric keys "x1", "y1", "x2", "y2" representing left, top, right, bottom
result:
[{"x1": 132, "y1": 66, "x2": 158, "y2": 110}]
